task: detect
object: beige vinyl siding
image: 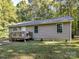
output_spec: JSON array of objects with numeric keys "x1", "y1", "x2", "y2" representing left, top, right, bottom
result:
[{"x1": 25, "y1": 22, "x2": 71, "y2": 40}]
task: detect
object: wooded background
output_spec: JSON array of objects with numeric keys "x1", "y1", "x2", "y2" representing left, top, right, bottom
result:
[{"x1": 0, "y1": 0, "x2": 79, "y2": 38}]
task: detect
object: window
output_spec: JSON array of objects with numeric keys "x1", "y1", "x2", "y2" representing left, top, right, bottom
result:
[
  {"x1": 57, "y1": 24, "x2": 63, "y2": 33},
  {"x1": 34, "y1": 26, "x2": 38, "y2": 33}
]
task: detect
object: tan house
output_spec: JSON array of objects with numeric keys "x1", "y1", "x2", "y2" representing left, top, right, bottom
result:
[{"x1": 9, "y1": 16, "x2": 73, "y2": 41}]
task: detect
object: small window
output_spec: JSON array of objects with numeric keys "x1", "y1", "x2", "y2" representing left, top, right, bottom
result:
[
  {"x1": 34, "y1": 26, "x2": 38, "y2": 33},
  {"x1": 57, "y1": 24, "x2": 62, "y2": 33}
]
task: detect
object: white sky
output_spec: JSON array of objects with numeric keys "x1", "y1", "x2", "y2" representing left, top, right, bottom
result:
[{"x1": 12, "y1": 0, "x2": 21, "y2": 6}]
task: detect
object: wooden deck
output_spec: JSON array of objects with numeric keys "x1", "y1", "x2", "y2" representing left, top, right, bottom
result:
[{"x1": 9, "y1": 31, "x2": 33, "y2": 41}]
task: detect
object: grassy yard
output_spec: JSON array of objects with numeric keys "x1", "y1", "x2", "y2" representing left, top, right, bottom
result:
[{"x1": 0, "y1": 40, "x2": 79, "y2": 59}]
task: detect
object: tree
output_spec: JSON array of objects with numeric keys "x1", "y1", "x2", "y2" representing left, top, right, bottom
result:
[
  {"x1": 0, "y1": 0, "x2": 17, "y2": 37},
  {"x1": 16, "y1": 0, "x2": 31, "y2": 21},
  {"x1": 30, "y1": 0, "x2": 55, "y2": 20}
]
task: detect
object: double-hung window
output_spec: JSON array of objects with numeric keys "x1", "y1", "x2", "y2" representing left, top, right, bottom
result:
[
  {"x1": 57, "y1": 24, "x2": 63, "y2": 33},
  {"x1": 34, "y1": 26, "x2": 38, "y2": 33}
]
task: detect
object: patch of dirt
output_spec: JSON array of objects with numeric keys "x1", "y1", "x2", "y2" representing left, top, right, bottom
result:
[{"x1": 10, "y1": 54, "x2": 35, "y2": 59}]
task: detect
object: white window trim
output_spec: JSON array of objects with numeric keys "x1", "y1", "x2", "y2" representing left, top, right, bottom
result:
[{"x1": 56, "y1": 23, "x2": 63, "y2": 34}]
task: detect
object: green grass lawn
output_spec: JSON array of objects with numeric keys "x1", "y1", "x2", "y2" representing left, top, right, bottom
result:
[{"x1": 0, "y1": 40, "x2": 79, "y2": 59}]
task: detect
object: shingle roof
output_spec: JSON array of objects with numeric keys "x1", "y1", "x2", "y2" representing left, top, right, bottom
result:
[{"x1": 10, "y1": 16, "x2": 73, "y2": 27}]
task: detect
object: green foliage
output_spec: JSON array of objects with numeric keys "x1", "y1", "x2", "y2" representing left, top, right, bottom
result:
[
  {"x1": 16, "y1": 0, "x2": 55, "y2": 21},
  {"x1": 16, "y1": 0, "x2": 31, "y2": 21},
  {"x1": 30, "y1": 0, "x2": 55, "y2": 20},
  {"x1": 0, "y1": 0, "x2": 18, "y2": 38}
]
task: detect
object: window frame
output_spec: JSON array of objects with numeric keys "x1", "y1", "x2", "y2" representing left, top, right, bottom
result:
[
  {"x1": 57, "y1": 23, "x2": 63, "y2": 33},
  {"x1": 34, "y1": 26, "x2": 38, "y2": 33}
]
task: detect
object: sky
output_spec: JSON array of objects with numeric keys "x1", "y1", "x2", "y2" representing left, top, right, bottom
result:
[{"x1": 12, "y1": 0, "x2": 20, "y2": 6}]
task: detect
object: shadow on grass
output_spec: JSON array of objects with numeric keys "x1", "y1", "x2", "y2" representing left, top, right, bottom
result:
[{"x1": 0, "y1": 41, "x2": 79, "y2": 59}]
